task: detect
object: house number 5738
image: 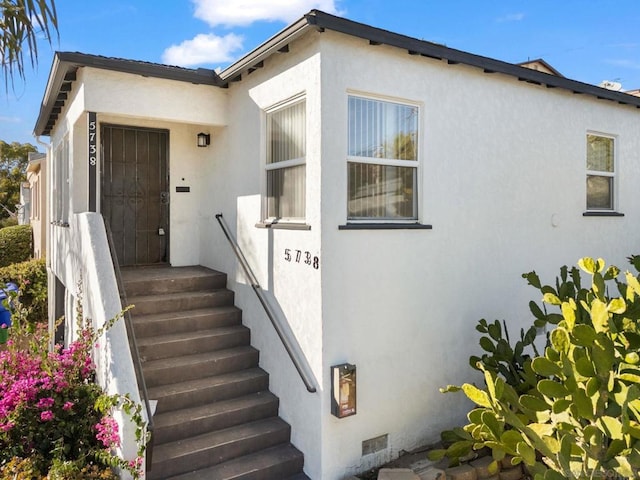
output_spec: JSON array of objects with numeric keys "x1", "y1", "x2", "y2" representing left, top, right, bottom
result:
[{"x1": 284, "y1": 249, "x2": 319, "y2": 269}]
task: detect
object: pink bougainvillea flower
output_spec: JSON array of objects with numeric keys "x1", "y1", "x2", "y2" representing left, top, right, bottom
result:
[
  {"x1": 63, "y1": 401, "x2": 74, "y2": 411},
  {"x1": 0, "y1": 421, "x2": 15, "y2": 432},
  {"x1": 40, "y1": 410, "x2": 54, "y2": 421},
  {"x1": 37, "y1": 397, "x2": 55, "y2": 409},
  {"x1": 95, "y1": 416, "x2": 120, "y2": 449}
]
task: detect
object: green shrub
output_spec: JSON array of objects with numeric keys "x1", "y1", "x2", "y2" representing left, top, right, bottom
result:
[
  {"x1": 0, "y1": 224, "x2": 32, "y2": 267},
  {"x1": 431, "y1": 257, "x2": 640, "y2": 479},
  {"x1": 0, "y1": 217, "x2": 17, "y2": 229},
  {"x1": 0, "y1": 258, "x2": 47, "y2": 322}
]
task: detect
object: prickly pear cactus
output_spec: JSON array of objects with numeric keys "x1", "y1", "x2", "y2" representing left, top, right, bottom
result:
[{"x1": 430, "y1": 257, "x2": 640, "y2": 480}]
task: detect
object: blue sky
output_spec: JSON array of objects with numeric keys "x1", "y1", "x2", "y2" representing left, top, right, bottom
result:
[{"x1": 2, "y1": 0, "x2": 640, "y2": 149}]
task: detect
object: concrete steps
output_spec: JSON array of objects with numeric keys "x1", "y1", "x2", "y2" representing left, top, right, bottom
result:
[
  {"x1": 121, "y1": 265, "x2": 306, "y2": 480},
  {"x1": 166, "y1": 444, "x2": 308, "y2": 480}
]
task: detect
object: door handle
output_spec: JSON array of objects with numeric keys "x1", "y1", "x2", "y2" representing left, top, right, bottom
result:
[{"x1": 160, "y1": 192, "x2": 169, "y2": 205}]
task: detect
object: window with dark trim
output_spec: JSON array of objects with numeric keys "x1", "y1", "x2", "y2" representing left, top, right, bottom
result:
[
  {"x1": 586, "y1": 133, "x2": 615, "y2": 211},
  {"x1": 265, "y1": 99, "x2": 306, "y2": 221},
  {"x1": 347, "y1": 95, "x2": 418, "y2": 221}
]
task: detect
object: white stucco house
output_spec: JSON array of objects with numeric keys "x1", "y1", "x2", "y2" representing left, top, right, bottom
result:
[{"x1": 33, "y1": 9, "x2": 640, "y2": 480}]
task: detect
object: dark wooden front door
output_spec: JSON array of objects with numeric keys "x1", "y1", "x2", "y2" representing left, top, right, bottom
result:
[{"x1": 101, "y1": 125, "x2": 169, "y2": 266}]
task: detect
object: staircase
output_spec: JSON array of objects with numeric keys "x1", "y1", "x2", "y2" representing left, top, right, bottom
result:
[{"x1": 121, "y1": 265, "x2": 309, "y2": 480}]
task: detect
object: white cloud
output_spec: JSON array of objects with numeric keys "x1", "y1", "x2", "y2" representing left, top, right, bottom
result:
[
  {"x1": 497, "y1": 12, "x2": 525, "y2": 23},
  {"x1": 162, "y1": 33, "x2": 244, "y2": 67},
  {"x1": 0, "y1": 116, "x2": 20, "y2": 123},
  {"x1": 191, "y1": 0, "x2": 341, "y2": 27}
]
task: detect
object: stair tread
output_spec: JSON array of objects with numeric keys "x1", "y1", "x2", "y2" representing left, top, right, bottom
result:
[
  {"x1": 122, "y1": 265, "x2": 224, "y2": 282},
  {"x1": 165, "y1": 443, "x2": 304, "y2": 480},
  {"x1": 147, "y1": 368, "x2": 268, "y2": 401},
  {"x1": 138, "y1": 325, "x2": 249, "y2": 347},
  {"x1": 129, "y1": 289, "x2": 231, "y2": 302},
  {"x1": 154, "y1": 391, "x2": 278, "y2": 432},
  {"x1": 143, "y1": 345, "x2": 258, "y2": 370},
  {"x1": 132, "y1": 305, "x2": 240, "y2": 323},
  {"x1": 153, "y1": 417, "x2": 290, "y2": 462}
]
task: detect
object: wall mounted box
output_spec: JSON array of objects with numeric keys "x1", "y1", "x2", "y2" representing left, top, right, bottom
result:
[{"x1": 331, "y1": 363, "x2": 356, "y2": 418}]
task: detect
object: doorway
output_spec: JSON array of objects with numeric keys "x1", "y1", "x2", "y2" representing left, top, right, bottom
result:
[{"x1": 101, "y1": 125, "x2": 169, "y2": 266}]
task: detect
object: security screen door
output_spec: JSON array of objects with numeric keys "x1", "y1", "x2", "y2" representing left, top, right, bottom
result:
[{"x1": 101, "y1": 125, "x2": 169, "y2": 266}]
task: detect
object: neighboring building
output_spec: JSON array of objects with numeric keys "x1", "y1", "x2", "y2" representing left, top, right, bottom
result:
[
  {"x1": 33, "y1": 10, "x2": 640, "y2": 479},
  {"x1": 25, "y1": 152, "x2": 47, "y2": 258},
  {"x1": 518, "y1": 58, "x2": 564, "y2": 76}
]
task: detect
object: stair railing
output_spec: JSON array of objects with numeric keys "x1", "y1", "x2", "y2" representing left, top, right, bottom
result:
[
  {"x1": 103, "y1": 217, "x2": 155, "y2": 469},
  {"x1": 215, "y1": 213, "x2": 317, "y2": 393}
]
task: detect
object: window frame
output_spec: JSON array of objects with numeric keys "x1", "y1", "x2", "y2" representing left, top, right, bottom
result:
[
  {"x1": 585, "y1": 131, "x2": 617, "y2": 213},
  {"x1": 52, "y1": 136, "x2": 70, "y2": 225},
  {"x1": 346, "y1": 92, "x2": 421, "y2": 224},
  {"x1": 262, "y1": 94, "x2": 307, "y2": 224}
]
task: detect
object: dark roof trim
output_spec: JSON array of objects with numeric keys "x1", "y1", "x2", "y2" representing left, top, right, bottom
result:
[
  {"x1": 220, "y1": 15, "x2": 311, "y2": 83},
  {"x1": 303, "y1": 10, "x2": 640, "y2": 108},
  {"x1": 221, "y1": 9, "x2": 640, "y2": 109},
  {"x1": 53, "y1": 52, "x2": 221, "y2": 85},
  {"x1": 34, "y1": 52, "x2": 221, "y2": 136}
]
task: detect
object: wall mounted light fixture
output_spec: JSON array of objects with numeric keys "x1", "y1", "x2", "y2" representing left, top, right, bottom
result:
[{"x1": 197, "y1": 132, "x2": 210, "y2": 147}]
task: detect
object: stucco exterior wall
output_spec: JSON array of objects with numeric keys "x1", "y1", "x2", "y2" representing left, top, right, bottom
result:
[
  {"x1": 316, "y1": 31, "x2": 640, "y2": 478},
  {"x1": 48, "y1": 74, "x2": 83, "y2": 322},
  {"x1": 81, "y1": 68, "x2": 227, "y2": 127},
  {"x1": 201, "y1": 33, "x2": 325, "y2": 479}
]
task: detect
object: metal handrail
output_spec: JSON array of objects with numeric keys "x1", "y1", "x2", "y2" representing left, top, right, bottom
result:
[
  {"x1": 215, "y1": 213, "x2": 316, "y2": 393},
  {"x1": 102, "y1": 217, "x2": 155, "y2": 469}
]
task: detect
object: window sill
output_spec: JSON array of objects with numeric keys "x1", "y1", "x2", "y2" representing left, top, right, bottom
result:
[
  {"x1": 255, "y1": 222, "x2": 311, "y2": 230},
  {"x1": 338, "y1": 223, "x2": 432, "y2": 230},
  {"x1": 582, "y1": 211, "x2": 625, "y2": 217}
]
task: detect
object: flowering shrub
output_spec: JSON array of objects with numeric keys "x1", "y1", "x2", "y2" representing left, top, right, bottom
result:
[
  {"x1": 0, "y1": 258, "x2": 48, "y2": 323},
  {"x1": 0, "y1": 285, "x2": 147, "y2": 478}
]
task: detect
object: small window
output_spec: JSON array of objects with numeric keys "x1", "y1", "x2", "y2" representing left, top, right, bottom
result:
[
  {"x1": 265, "y1": 99, "x2": 306, "y2": 221},
  {"x1": 586, "y1": 134, "x2": 615, "y2": 211},
  {"x1": 348, "y1": 95, "x2": 418, "y2": 221}
]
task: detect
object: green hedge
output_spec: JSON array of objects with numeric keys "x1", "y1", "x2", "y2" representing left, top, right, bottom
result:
[
  {"x1": 0, "y1": 225, "x2": 33, "y2": 267},
  {"x1": 0, "y1": 258, "x2": 47, "y2": 323}
]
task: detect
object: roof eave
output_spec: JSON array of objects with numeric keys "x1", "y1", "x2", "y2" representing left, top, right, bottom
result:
[
  {"x1": 219, "y1": 14, "x2": 313, "y2": 83},
  {"x1": 33, "y1": 52, "x2": 222, "y2": 137},
  {"x1": 297, "y1": 10, "x2": 640, "y2": 109}
]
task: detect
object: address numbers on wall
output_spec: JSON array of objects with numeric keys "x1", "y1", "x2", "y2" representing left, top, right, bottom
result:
[{"x1": 284, "y1": 249, "x2": 319, "y2": 270}]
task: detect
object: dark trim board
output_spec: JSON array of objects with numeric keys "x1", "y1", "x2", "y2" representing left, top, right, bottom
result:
[{"x1": 338, "y1": 223, "x2": 433, "y2": 230}]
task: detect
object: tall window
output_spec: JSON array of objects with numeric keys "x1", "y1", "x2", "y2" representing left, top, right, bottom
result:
[
  {"x1": 53, "y1": 136, "x2": 69, "y2": 224},
  {"x1": 348, "y1": 95, "x2": 418, "y2": 221},
  {"x1": 586, "y1": 133, "x2": 615, "y2": 210},
  {"x1": 32, "y1": 178, "x2": 39, "y2": 220},
  {"x1": 266, "y1": 99, "x2": 306, "y2": 221}
]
